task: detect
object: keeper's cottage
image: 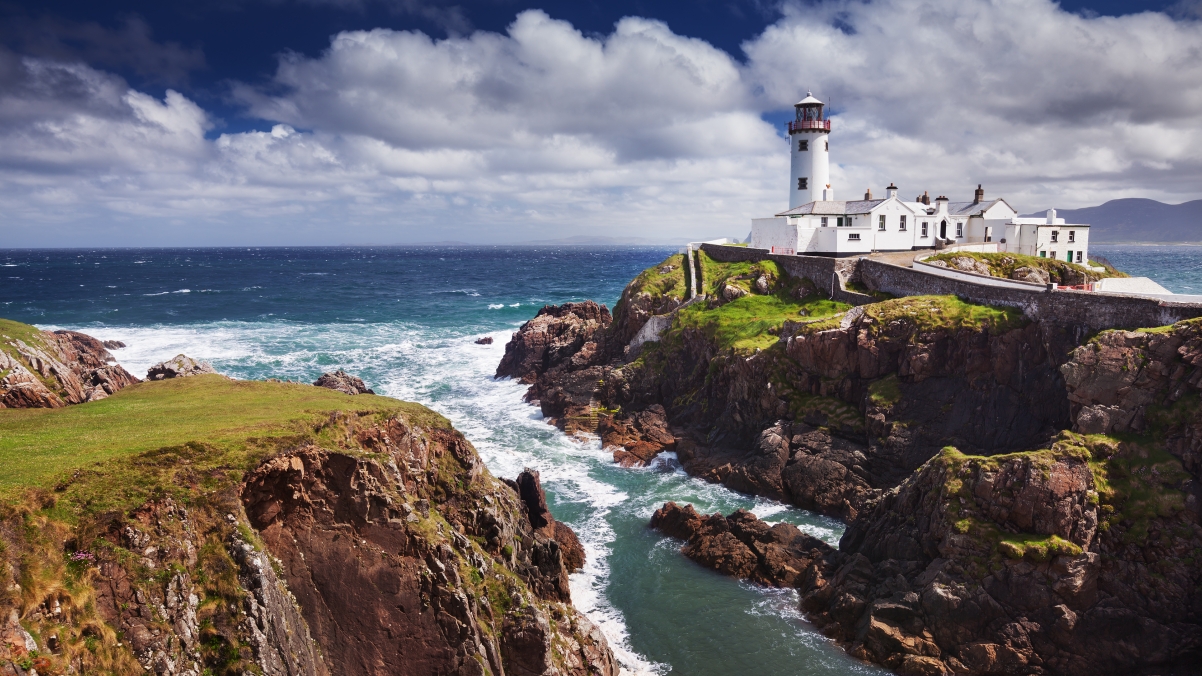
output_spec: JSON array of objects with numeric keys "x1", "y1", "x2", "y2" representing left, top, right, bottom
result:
[{"x1": 750, "y1": 94, "x2": 1090, "y2": 262}]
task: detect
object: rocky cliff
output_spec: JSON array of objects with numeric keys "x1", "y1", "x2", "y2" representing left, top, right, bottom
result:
[
  {"x1": 1, "y1": 360, "x2": 616, "y2": 676},
  {"x1": 500, "y1": 253, "x2": 1202, "y2": 675},
  {"x1": 0, "y1": 320, "x2": 137, "y2": 408}
]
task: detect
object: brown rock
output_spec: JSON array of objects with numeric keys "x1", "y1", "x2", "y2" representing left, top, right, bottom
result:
[
  {"x1": 1, "y1": 327, "x2": 137, "y2": 408},
  {"x1": 312, "y1": 369, "x2": 374, "y2": 395},
  {"x1": 474, "y1": 336, "x2": 494, "y2": 345}
]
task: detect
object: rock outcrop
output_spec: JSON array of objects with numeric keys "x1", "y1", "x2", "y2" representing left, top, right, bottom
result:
[
  {"x1": 312, "y1": 369, "x2": 375, "y2": 395},
  {"x1": 241, "y1": 420, "x2": 614, "y2": 676},
  {"x1": 146, "y1": 354, "x2": 216, "y2": 380},
  {"x1": 651, "y1": 503, "x2": 831, "y2": 588},
  {"x1": 496, "y1": 301, "x2": 615, "y2": 434},
  {"x1": 0, "y1": 326, "x2": 138, "y2": 408},
  {"x1": 2, "y1": 405, "x2": 617, "y2": 676}
]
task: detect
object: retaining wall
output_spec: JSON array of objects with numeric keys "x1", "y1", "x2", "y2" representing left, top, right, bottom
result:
[{"x1": 700, "y1": 243, "x2": 1202, "y2": 331}]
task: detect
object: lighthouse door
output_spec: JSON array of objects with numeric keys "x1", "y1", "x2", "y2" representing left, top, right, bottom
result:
[{"x1": 940, "y1": 220, "x2": 947, "y2": 239}]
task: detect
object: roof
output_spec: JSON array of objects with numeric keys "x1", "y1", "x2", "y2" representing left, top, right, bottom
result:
[
  {"x1": 947, "y1": 198, "x2": 1016, "y2": 217},
  {"x1": 776, "y1": 199, "x2": 885, "y2": 217},
  {"x1": 796, "y1": 93, "x2": 824, "y2": 107}
]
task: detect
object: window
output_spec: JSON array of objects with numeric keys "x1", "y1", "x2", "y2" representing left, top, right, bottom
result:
[
  {"x1": 1076, "y1": 251, "x2": 1083, "y2": 263},
  {"x1": 848, "y1": 233, "x2": 861, "y2": 241},
  {"x1": 1050, "y1": 251, "x2": 1057, "y2": 260},
  {"x1": 824, "y1": 140, "x2": 829, "y2": 151},
  {"x1": 798, "y1": 140, "x2": 808, "y2": 151},
  {"x1": 1040, "y1": 251, "x2": 1047, "y2": 258},
  {"x1": 899, "y1": 215, "x2": 907, "y2": 231},
  {"x1": 798, "y1": 177, "x2": 808, "y2": 190},
  {"x1": 921, "y1": 222, "x2": 928, "y2": 237},
  {"x1": 1068, "y1": 230, "x2": 1075, "y2": 242},
  {"x1": 956, "y1": 222, "x2": 963, "y2": 238},
  {"x1": 821, "y1": 217, "x2": 828, "y2": 227},
  {"x1": 878, "y1": 215, "x2": 886, "y2": 230},
  {"x1": 1050, "y1": 231, "x2": 1059, "y2": 243},
  {"x1": 837, "y1": 217, "x2": 844, "y2": 227}
]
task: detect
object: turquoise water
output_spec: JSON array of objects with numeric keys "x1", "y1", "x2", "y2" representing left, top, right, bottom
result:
[
  {"x1": 0, "y1": 247, "x2": 880, "y2": 675},
  {"x1": 9, "y1": 244, "x2": 1194, "y2": 674}
]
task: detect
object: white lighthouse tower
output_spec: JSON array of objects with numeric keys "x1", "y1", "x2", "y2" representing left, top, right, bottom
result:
[{"x1": 788, "y1": 93, "x2": 831, "y2": 209}]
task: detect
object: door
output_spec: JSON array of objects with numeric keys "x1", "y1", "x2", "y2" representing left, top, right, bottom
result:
[{"x1": 940, "y1": 220, "x2": 947, "y2": 239}]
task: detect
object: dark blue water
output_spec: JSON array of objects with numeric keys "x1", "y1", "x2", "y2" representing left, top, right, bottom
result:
[
  {"x1": 1090, "y1": 244, "x2": 1202, "y2": 294},
  {"x1": 1, "y1": 246, "x2": 876, "y2": 676}
]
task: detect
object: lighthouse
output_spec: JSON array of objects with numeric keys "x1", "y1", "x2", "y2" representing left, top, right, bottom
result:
[{"x1": 788, "y1": 93, "x2": 831, "y2": 209}]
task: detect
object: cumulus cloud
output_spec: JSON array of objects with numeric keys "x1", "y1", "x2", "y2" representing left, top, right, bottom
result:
[
  {"x1": 746, "y1": 0, "x2": 1202, "y2": 205},
  {"x1": 2, "y1": 0, "x2": 1201, "y2": 246}
]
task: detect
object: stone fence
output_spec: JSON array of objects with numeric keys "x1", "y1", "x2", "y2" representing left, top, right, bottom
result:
[{"x1": 699, "y1": 243, "x2": 1202, "y2": 331}]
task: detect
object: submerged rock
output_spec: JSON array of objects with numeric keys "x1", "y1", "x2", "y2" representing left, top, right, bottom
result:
[
  {"x1": 312, "y1": 369, "x2": 374, "y2": 395},
  {"x1": 475, "y1": 336, "x2": 494, "y2": 345},
  {"x1": 102, "y1": 339, "x2": 127, "y2": 349},
  {"x1": 146, "y1": 354, "x2": 216, "y2": 381}
]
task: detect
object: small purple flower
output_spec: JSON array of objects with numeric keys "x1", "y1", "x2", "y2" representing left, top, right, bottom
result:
[{"x1": 70, "y1": 550, "x2": 95, "y2": 563}]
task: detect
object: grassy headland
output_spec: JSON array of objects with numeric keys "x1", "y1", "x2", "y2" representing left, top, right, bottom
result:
[{"x1": 0, "y1": 374, "x2": 440, "y2": 498}]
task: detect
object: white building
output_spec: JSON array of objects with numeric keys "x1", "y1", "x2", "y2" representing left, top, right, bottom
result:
[{"x1": 751, "y1": 95, "x2": 1091, "y2": 263}]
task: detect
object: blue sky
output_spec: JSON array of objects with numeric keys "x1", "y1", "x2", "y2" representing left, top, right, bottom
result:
[{"x1": 2, "y1": 0, "x2": 1200, "y2": 245}]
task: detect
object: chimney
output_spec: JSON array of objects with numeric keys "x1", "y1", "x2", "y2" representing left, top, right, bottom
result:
[
  {"x1": 936, "y1": 195, "x2": 949, "y2": 202},
  {"x1": 1046, "y1": 208, "x2": 1057, "y2": 224},
  {"x1": 864, "y1": 188, "x2": 873, "y2": 200},
  {"x1": 886, "y1": 183, "x2": 898, "y2": 199},
  {"x1": 921, "y1": 191, "x2": 931, "y2": 205},
  {"x1": 974, "y1": 184, "x2": 984, "y2": 203}
]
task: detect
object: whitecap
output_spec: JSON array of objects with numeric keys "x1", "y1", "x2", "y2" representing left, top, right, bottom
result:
[{"x1": 488, "y1": 304, "x2": 504, "y2": 309}]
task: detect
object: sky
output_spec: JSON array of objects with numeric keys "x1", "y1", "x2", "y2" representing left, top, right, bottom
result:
[{"x1": 2, "y1": 0, "x2": 1201, "y2": 246}]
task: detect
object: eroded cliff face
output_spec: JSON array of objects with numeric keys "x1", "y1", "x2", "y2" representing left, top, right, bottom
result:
[
  {"x1": 2, "y1": 411, "x2": 616, "y2": 676},
  {"x1": 499, "y1": 291, "x2": 1076, "y2": 522},
  {"x1": 0, "y1": 326, "x2": 138, "y2": 408}
]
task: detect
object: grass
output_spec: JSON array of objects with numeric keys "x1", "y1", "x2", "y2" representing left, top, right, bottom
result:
[
  {"x1": 0, "y1": 318, "x2": 50, "y2": 361},
  {"x1": 0, "y1": 374, "x2": 443, "y2": 494},
  {"x1": 673, "y1": 289, "x2": 848, "y2": 353},
  {"x1": 622, "y1": 253, "x2": 688, "y2": 303},
  {"x1": 793, "y1": 295, "x2": 1028, "y2": 338},
  {"x1": 696, "y1": 250, "x2": 778, "y2": 297},
  {"x1": 868, "y1": 375, "x2": 902, "y2": 408},
  {"x1": 924, "y1": 251, "x2": 1127, "y2": 283}
]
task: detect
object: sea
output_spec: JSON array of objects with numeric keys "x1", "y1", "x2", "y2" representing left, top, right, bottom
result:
[{"x1": 1, "y1": 243, "x2": 1198, "y2": 675}]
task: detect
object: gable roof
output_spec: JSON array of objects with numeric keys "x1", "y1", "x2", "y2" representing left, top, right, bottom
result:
[{"x1": 948, "y1": 198, "x2": 1017, "y2": 217}]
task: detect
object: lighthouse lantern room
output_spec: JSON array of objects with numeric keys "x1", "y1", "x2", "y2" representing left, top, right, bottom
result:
[{"x1": 789, "y1": 93, "x2": 832, "y2": 209}]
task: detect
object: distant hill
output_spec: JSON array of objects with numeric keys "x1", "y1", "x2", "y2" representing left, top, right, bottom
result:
[{"x1": 1025, "y1": 198, "x2": 1202, "y2": 243}]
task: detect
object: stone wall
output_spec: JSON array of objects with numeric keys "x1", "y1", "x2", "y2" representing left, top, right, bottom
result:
[{"x1": 700, "y1": 243, "x2": 1202, "y2": 331}]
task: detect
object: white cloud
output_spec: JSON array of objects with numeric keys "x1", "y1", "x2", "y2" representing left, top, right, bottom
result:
[{"x1": 2, "y1": 1, "x2": 1202, "y2": 246}]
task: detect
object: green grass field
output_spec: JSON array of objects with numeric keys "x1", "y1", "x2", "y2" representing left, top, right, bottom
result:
[{"x1": 0, "y1": 374, "x2": 440, "y2": 493}]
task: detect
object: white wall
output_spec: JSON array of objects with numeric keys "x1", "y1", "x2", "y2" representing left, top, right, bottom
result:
[
  {"x1": 750, "y1": 217, "x2": 797, "y2": 254},
  {"x1": 868, "y1": 199, "x2": 919, "y2": 251}
]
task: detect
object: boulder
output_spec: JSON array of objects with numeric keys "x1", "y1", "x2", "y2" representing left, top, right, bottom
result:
[
  {"x1": 721, "y1": 283, "x2": 749, "y2": 302},
  {"x1": 475, "y1": 336, "x2": 494, "y2": 345},
  {"x1": 146, "y1": 354, "x2": 216, "y2": 381},
  {"x1": 102, "y1": 340, "x2": 126, "y2": 349},
  {"x1": 312, "y1": 370, "x2": 374, "y2": 395},
  {"x1": 946, "y1": 255, "x2": 991, "y2": 276},
  {"x1": 1010, "y1": 266, "x2": 1049, "y2": 285}
]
